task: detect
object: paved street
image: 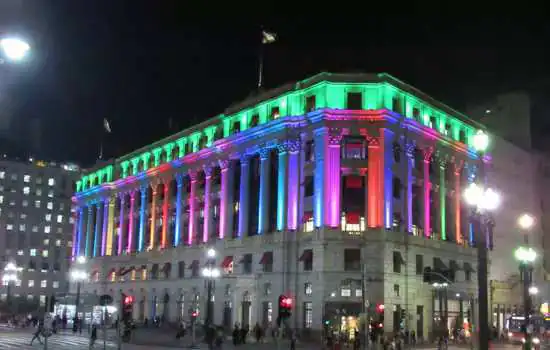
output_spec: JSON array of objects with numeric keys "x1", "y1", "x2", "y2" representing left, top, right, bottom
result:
[{"x1": 0, "y1": 329, "x2": 530, "y2": 350}]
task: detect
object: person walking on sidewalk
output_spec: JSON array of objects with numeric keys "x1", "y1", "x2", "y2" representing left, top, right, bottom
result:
[{"x1": 89, "y1": 324, "x2": 98, "y2": 349}]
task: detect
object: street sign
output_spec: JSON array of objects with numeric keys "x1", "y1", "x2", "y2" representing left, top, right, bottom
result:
[{"x1": 99, "y1": 294, "x2": 113, "y2": 306}]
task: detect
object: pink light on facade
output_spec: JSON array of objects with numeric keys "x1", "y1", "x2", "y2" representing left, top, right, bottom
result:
[{"x1": 127, "y1": 192, "x2": 135, "y2": 253}]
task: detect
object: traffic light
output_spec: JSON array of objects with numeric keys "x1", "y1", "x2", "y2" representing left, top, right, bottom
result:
[
  {"x1": 190, "y1": 308, "x2": 199, "y2": 323},
  {"x1": 376, "y1": 303, "x2": 385, "y2": 313},
  {"x1": 121, "y1": 293, "x2": 134, "y2": 322},
  {"x1": 277, "y1": 295, "x2": 292, "y2": 325}
]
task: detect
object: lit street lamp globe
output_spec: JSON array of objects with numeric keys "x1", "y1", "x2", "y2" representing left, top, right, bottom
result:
[
  {"x1": 0, "y1": 38, "x2": 30, "y2": 61},
  {"x1": 464, "y1": 183, "x2": 500, "y2": 211},
  {"x1": 473, "y1": 130, "x2": 489, "y2": 153},
  {"x1": 518, "y1": 213, "x2": 535, "y2": 230},
  {"x1": 514, "y1": 246, "x2": 537, "y2": 263},
  {"x1": 529, "y1": 286, "x2": 539, "y2": 295}
]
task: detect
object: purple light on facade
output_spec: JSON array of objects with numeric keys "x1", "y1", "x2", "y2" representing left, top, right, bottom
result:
[
  {"x1": 188, "y1": 178, "x2": 197, "y2": 245},
  {"x1": 423, "y1": 159, "x2": 431, "y2": 237},
  {"x1": 287, "y1": 151, "x2": 299, "y2": 230},
  {"x1": 327, "y1": 141, "x2": 341, "y2": 228},
  {"x1": 117, "y1": 196, "x2": 125, "y2": 255},
  {"x1": 101, "y1": 198, "x2": 109, "y2": 255},
  {"x1": 203, "y1": 172, "x2": 211, "y2": 243},
  {"x1": 219, "y1": 167, "x2": 228, "y2": 239},
  {"x1": 127, "y1": 192, "x2": 135, "y2": 253},
  {"x1": 407, "y1": 156, "x2": 413, "y2": 233}
]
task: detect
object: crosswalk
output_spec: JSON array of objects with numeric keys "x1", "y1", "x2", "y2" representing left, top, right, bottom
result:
[{"x1": 0, "y1": 331, "x2": 117, "y2": 350}]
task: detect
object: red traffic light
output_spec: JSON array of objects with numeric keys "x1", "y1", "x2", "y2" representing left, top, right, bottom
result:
[
  {"x1": 279, "y1": 295, "x2": 293, "y2": 308},
  {"x1": 376, "y1": 304, "x2": 385, "y2": 313},
  {"x1": 192, "y1": 311, "x2": 198, "y2": 317},
  {"x1": 124, "y1": 295, "x2": 134, "y2": 305}
]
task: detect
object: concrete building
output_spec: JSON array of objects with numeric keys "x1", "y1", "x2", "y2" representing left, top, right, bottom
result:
[
  {"x1": 0, "y1": 158, "x2": 80, "y2": 308},
  {"x1": 73, "y1": 73, "x2": 487, "y2": 340}
]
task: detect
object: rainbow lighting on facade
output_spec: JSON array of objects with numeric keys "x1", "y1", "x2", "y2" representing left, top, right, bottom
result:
[{"x1": 72, "y1": 72, "x2": 486, "y2": 260}]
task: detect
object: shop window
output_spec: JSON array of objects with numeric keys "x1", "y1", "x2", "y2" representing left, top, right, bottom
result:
[{"x1": 305, "y1": 95, "x2": 316, "y2": 113}]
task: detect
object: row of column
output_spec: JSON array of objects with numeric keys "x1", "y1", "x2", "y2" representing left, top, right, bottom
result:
[{"x1": 73, "y1": 138, "x2": 304, "y2": 259}]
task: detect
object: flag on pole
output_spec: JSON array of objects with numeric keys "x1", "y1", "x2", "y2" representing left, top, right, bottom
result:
[
  {"x1": 103, "y1": 118, "x2": 112, "y2": 133},
  {"x1": 262, "y1": 30, "x2": 277, "y2": 44}
]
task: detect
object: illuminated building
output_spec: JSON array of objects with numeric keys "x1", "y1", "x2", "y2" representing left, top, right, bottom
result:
[
  {"x1": 0, "y1": 157, "x2": 80, "y2": 305},
  {"x1": 74, "y1": 73, "x2": 484, "y2": 338}
]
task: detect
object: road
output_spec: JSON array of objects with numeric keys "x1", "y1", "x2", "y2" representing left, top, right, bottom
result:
[{"x1": 0, "y1": 329, "x2": 529, "y2": 350}]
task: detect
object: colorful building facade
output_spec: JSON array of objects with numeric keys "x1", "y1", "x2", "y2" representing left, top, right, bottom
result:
[{"x1": 73, "y1": 73, "x2": 484, "y2": 339}]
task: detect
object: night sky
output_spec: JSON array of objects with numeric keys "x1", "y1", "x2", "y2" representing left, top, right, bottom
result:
[{"x1": 1, "y1": 2, "x2": 550, "y2": 167}]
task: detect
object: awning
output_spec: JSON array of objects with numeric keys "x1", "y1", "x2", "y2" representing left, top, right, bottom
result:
[
  {"x1": 299, "y1": 249, "x2": 313, "y2": 262},
  {"x1": 463, "y1": 262, "x2": 476, "y2": 273},
  {"x1": 259, "y1": 252, "x2": 273, "y2": 265},
  {"x1": 346, "y1": 212, "x2": 360, "y2": 224},
  {"x1": 120, "y1": 266, "x2": 135, "y2": 276},
  {"x1": 188, "y1": 260, "x2": 199, "y2": 269},
  {"x1": 434, "y1": 258, "x2": 448, "y2": 271},
  {"x1": 221, "y1": 256, "x2": 234, "y2": 268},
  {"x1": 346, "y1": 176, "x2": 363, "y2": 189},
  {"x1": 449, "y1": 260, "x2": 462, "y2": 271}
]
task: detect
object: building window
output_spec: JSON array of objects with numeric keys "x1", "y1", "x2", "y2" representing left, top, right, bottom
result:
[
  {"x1": 35, "y1": 200, "x2": 41, "y2": 208},
  {"x1": 45, "y1": 214, "x2": 51, "y2": 222},
  {"x1": 270, "y1": 106, "x2": 280, "y2": 120},
  {"x1": 42, "y1": 250, "x2": 49, "y2": 258},
  {"x1": 393, "y1": 178, "x2": 401, "y2": 199},
  {"x1": 36, "y1": 177, "x2": 42, "y2": 184},
  {"x1": 17, "y1": 250, "x2": 23, "y2": 256},
  {"x1": 304, "y1": 282, "x2": 312, "y2": 296},
  {"x1": 355, "y1": 288, "x2": 362, "y2": 297},
  {"x1": 343, "y1": 138, "x2": 365, "y2": 160},
  {"x1": 28, "y1": 280, "x2": 34, "y2": 287},
  {"x1": 19, "y1": 224, "x2": 25, "y2": 231},
  {"x1": 23, "y1": 187, "x2": 30, "y2": 195},
  {"x1": 305, "y1": 95, "x2": 316, "y2": 113},
  {"x1": 303, "y1": 302, "x2": 313, "y2": 329},
  {"x1": 23, "y1": 175, "x2": 30, "y2": 183},
  {"x1": 416, "y1": 254, "x2": 423, "y2": 275},
  {"x1": 393, "y1": 251, "x2": 403, "y2": 273},
  {"x1": 47, "y1": 202, "x2": 53, "y2": 210},
  {"x1": 44, "y1": 226, "x2": 50, "y2": 234},
  {"x1": 260, "y1": 252, "x2": 273, "y2": 273},
  {"x1": 10, "y1": 174, "x2": 17, "y2": 181},
  {"x1": 6, "y1": 224, "x2": 12, "y2": 231},
  {"x1": 48, "y1": 190, "x2": 53, "y2": 198},
  {"x1": 264, "y1": 283, "x2": 271, "y2": 296},
  {"x1": 53, "y1": 281, "x2": 59, "y2": 289},
  {"x1": 242, "y1": 254, "x2": 253, "y2": 274},
  {"x1": 344, "y1": 249, "x2": 361, "y2": 271},
  {"x1": 303, "y1": 211, "x2": 314, "y2": 232},
  {"x1": 43, "y1": 239, "x2": 49, "y2": 245},
  {"x1": 20, "y1": 213, "x2": 27, "y2": 219},
  {"x1": 48, "y1": 178, "x2": 55, "y2": 186},
  {"x1": 40, "y1": 280, "x2": 47, "y2": 288},
  {"x1": 394, "y1": 284, "x2": 400, "y2": 297},
  {"x1": 346, "y1": 92, "x2": 362, "y2": 110},
  {"x1": 30, "y1": 249, "x2": 37, "y2": 256},
  {"x1": 22, "y1": 200, "x2": 28, "y2": 207},
  {"x1": 341, "y1": 285, "x2": 351, "y2": 297},
  {"x1": 0, "y1": 195, "x2": 3, "y2": 204},
  {"x1": 55, "y1": 239, "x2": 61, "y2": 247},
  {"x1": 56, "y1": 215, "x2": 63, "y2": 223},
  {"x1": 32, "y1": 225, "x2": 38, "y2": 232},
  {"x1": 301, "y1": 249, "x2": 313, "y2": 271},
  {"x1": 0, "y1": 171, "x2": 4, "y2": 179},
  {"x1": 36, "y1": 188, "x2": 42, "y2": 196}
]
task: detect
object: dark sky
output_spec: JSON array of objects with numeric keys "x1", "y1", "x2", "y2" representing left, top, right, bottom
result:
[{"x1": 1, "y1": 2, "x2": 550, "y2": 166}]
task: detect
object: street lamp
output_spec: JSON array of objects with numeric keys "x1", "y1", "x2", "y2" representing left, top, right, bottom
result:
[
  {"x1": 70, "y1": 256, "x2": 88, "y2": 320},
  {"x1": 2, "y1": 262, "x2": 20, "y2": 314},
  {"x1": 0, "y1": 37, "x2": 30, "y2": 62},
  {"x1": 515, "y1": 243, "x2": 537, "y2": 350},
  {"x1": 202, "y1": 248, "x2": 220, "y2": 328},
  {"x1": 463, "y1": 129, "x2": 498, "y2": 350}
]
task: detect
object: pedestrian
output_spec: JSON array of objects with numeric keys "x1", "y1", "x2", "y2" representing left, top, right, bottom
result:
[
  {"x1": 232, "y1": 323, "x2": 240, "y2": 346},
  {"x1": 253, "y1": 322, "x2": 262, "y2": 343},
  {"x1": 30, "y1": 320, "x2": 44, "y2": 345},
  {"x1": 290, "y1": 330, "x2": 297, "y2": 350},
  {"x1": 89, "y1": 324, "x2": 98, "y2": 348}
]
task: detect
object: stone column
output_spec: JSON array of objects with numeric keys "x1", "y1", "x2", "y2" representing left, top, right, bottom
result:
[
  {"x1": 368, "y1": 138, "x2": 383, "y2": 228},
  {"x1": 238, "y1": 156, "x2": 250, "y2": 237},
  {"x1": 161, "y1": 180, "x2": 170, "y2": 248},
  {"x1": 313, "y1": 129, "x2": 326, "y2": 228},
  {"x1": 219, "y1": 160, "x2": 232, "y2": 239},
  {"x1": 203, "y1": 166, "x2": 213, "y2": 242},
  {"x1": 382, "y1": 128, "x2": 394, "y2": 229},
  {"x1": 439, "y1": 159, "x2": 447, "y2": 241},
  {"x1": 118, "y1": 194, "x2": 127, "y2": 255},
  {"x1": 127, "y1": 190, "x2": 136, "y2": 253},
  {"x1": 106, "y1": 196, "x2": 116, "y2": 256},
  {"x1": 277, "y1": 145, "x2": 288, "y2": 231},
  {"x1": 423, "y1": 148, "x2": 433, "y2": 238},
  {"x1": 174, "y1": 174, "x2": 184, "y2": 246},
  {"x1": 287, "y1": 139, "x2": 301, "y2": 230},
  {"x1": 326, "y1": 133, "x2": 342, "y2": 228},
  {"x1": 149, "y1": 184, "x2": 159, "y2": 249},
  {"x1": 258, "y1": 149, "x2": 270, "y2": 234},
  {"x1": 138, "y1": 185, "x2": 148, "y2": 252},
  {"x1": 94, "y1": 201, "x2": 103, "y2": 257},
  {"x1": 76, "y1": 206, "x2": 85, "y2": 257},
  {"x1": 188, "y1": 170, "x2": 198, "y2": 245},
  {"x1": 101, "y1": 199, "x2": 109, "y2": 256},
  {"x1": 404, "y1": 143, "x2": 415, "y2": 233},
  {"x1": 85, "y1": 204, "x2": 94, "y2": 257},
  {"x1": 454, "y1": 161, "x2": 464, "y2": 244}
]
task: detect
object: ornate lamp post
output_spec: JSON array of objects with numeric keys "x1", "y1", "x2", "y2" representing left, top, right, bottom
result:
[
  {"x1": 463, "y1": 129, "x2": 500, "y2": 350},
  {"x1": 516, "y1": 213, "x2": 537, "y2": 350},
  {"x1": 202, "y1": 248, "x2": 220, "y2": 328},
  {"x1": 70, "y1": 256, "x2": 88, "y2": 320}
]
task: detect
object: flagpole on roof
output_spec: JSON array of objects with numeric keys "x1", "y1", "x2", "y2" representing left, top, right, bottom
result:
[
  {"x1": 258, "y1": 27, "x2": 276, "y2": 90},
  {"x1": 99, "y1": 118, "x2": 112, "y2": 160}
]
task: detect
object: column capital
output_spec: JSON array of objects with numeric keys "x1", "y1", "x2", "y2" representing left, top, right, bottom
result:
[
  {"x1": 175, "y1": 172, "x2": 185, "y2": 185},
  {"x1": 259, "y1": 147, "x2": 271, "y2": 160},
  {"x1": 405, "y1": 141, "x2": 416, "y2": 158},
  {"x1": 189, "y1": 169, "x2": 198, "y2": 181},
  {"x1": 423, "y1": 146, "x2": 434, "y2": 162},
  {"x1": 367, "y1": 136, "x2": 380, "y2": 148},
  {"x1": 218, "y1": 159, "x2": 231, "y2": 170},
  {"x1": 286, "y1": 139, "x2": 301, "y2": 153},
  {"x1": 328, "y1": 134, "x2": 342, "y2": 146},
  {"x1": 203, "y1": 165, "x2": 213, "y2": 177},
  {"x1": 240, "y1": 155, "x2": 250, "y2": 166},
  {"x1": 277, "y1": 143, "x2": 288, "y2": 154}
]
